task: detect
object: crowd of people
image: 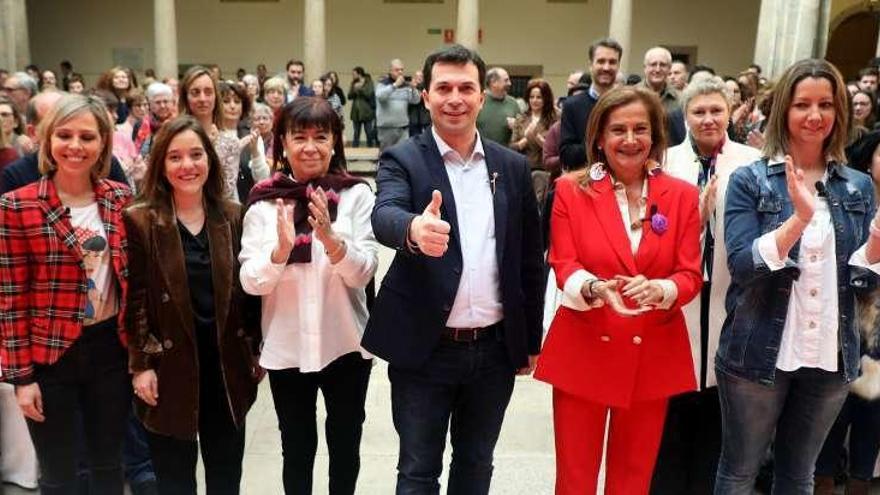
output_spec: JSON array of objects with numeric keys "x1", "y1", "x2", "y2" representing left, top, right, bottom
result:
[{"x1": 2, "y1": 37, "x2": 880, "y2": 495}]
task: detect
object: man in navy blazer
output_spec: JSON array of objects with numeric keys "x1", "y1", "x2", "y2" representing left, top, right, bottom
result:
[{"x1": 362, "y1": 45, "x2": 544, "y2": 494}]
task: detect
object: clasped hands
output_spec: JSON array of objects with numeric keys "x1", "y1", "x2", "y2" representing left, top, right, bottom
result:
[{"x1": 580, "y1": 275, "x2": 666, "y2": 317}]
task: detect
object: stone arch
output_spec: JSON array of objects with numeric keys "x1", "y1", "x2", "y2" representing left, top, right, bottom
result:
[{"x1": 827, "y1": 2, "x2": 879, "y2": 79}]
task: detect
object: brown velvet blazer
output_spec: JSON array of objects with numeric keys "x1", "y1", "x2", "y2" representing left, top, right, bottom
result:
[{"x1": 123, "y1": 199, "x2": 261, "y2": 440}]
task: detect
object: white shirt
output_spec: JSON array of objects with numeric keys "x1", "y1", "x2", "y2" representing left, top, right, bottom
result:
[
  {"x1": 757, "y1": 181, "x2": 880, "y2": 372},
  {"x1": 238, "y1": 182, "x2": 379, "y2": 372},
  {"x1": 69, "y1": 203, "x2": 118, "y2": 324},
  {"x1": 561, "y1": 177, "x2": 676, "y2": 311},
  {"x1": 432, "y1": 127, "x2": 503, "y2": 328}
]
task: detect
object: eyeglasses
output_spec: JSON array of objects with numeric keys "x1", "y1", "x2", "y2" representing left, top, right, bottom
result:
[
  {"x1": 0, "y1": 112, "x2": 13, "y2": 118},
  {"x1": 1, "y1": 86, "x2": 22, "y2": 92},
  {"x1": 151, "y1": 99, "x2": 174, "y2": 106}
]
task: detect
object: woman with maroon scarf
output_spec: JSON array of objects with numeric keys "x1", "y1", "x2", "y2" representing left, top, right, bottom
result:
[{"x1": 239, "y1": 97, "x2": 378, "y2": 495}]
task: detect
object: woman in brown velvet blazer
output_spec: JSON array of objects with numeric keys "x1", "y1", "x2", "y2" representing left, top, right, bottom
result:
[{"x1": 123, "y1": 115, "x2": 261, "y2": 495}]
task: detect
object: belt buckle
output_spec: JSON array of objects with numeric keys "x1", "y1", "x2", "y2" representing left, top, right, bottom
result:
[{"x1": 452, "y1": 327, "x2": 478, "y2": 342}]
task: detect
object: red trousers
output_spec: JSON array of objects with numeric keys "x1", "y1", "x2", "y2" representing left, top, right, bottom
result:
[{"x1": 552, "y1": 388, "x2": 668, "y2": 495}]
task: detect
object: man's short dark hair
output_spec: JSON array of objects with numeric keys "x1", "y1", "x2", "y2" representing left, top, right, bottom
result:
[
  {"x1": 588, "y1": 38, "x2": 623, "y2": 62},
  {"x1": 748, "y1": 63, "x2": 762, "y2": 74},
  {"x1": 286, "y1": 60, "x2": 305, "y2": 71},
  {"x1": 422, "y1": 44, "x2": 487, "y2": 91},
  {"x1": 859, "y1": 67, "x2": 879, "y2": 79},
  {"x1": 60, "y1": 60, "x2": 72, "y2": 70}
]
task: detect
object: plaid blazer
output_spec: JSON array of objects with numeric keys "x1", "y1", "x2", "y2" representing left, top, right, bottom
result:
[{"x1": 0, "y1": 177, "x2": 131, "y2": 385}]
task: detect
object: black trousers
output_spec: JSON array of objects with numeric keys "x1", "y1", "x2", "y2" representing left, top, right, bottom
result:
[
  {"x1": 267, "y1": 352, "x2": 372, "y2": 495},
  {"x1": 649, "y1": 387, "x2": 722, "y2": 495},
  {"x1": 26, "y1": 319, "x2": 130, "y2": 495},
  {"x1": 145, "y1": 352, "x2": 245, "y2": 495},
  {"x1": 145, "y1": 414, "x2": 244, "y2": 495}
]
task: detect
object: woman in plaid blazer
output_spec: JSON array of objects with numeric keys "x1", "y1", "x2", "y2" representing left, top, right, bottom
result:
[{"x1": 0, "y1": 94, "x2": 132, "y2": 495}]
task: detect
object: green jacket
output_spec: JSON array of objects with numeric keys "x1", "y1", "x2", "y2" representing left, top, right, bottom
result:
[{"x1": 348, "y1": 77, "x2": 376, "y2": 123}]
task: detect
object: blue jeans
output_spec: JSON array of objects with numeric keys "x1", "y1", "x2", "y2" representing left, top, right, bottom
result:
[
  {"x1": 389, "y1": 336, "x2": 515, "y2": 495},
  {"x1": 815, "y1": 393, "x2": 880, "y2": 481},
  {"x1": 351, "y1": 120, "x2": 376, "y2": 147},
  {"x1": 123, "y1": 410, "x2": 155, "y2": 485},
  {"x1": 714, "y1": 367, "x2": 849, "y2": 495}
]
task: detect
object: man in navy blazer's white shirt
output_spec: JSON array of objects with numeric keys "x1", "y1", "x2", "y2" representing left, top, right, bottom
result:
[{"x1": 363, "y1": 45, "x2": 545, "y2": 494}]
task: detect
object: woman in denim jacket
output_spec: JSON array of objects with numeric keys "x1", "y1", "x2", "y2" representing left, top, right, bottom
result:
[
  {"x1": 813, "y1": 130, "x2": 880, "y2": 495},
  {"x1": 715, "y1": 59, "x2": 880, "y2": 494}
]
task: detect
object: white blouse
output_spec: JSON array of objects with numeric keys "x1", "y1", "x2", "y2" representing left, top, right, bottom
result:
[
  {"x1": 757, "y1": 187, "x2": 880, "y2": 372},
  {"x1": 238, "y1": 182, "x2": 379, "y2": 372}
]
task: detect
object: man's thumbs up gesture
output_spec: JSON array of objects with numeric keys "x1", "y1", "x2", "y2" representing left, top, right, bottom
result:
[{"x1": 409, "y1": 190, "x2": 451, "y2": 257}]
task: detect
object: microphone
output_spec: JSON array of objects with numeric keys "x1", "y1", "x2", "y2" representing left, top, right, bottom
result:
[{"x1": 815, "y1": 181, "x2": 827, "y2": 197}]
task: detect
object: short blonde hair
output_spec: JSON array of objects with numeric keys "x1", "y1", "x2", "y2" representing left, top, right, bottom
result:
[
  {"x1": 762, "y1": 59, "x2": 850, "y2": 163},
  {"x1": 262, "y1": 76, "x2": 289, "y2": 95},
  {"x1": 680, "y1": 75, "x2": 731, "y2": 113},
  {"x1": 38, "y1": 94, "x2": 113, "y2": 179}
]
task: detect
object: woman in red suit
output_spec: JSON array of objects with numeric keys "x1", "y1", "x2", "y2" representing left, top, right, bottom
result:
[{"x1": 534, "y1": 86, "x2": 703, "y2": 494}]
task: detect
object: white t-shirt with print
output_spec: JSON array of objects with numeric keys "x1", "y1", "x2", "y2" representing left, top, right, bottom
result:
[{"x1": 69, "y1": 203, "x2": 118, "y2": 325}]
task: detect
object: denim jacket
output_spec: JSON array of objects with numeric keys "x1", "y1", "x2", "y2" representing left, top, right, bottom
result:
[{"x1": 717, "y1": 158, "x2": 879, "y2": 385}]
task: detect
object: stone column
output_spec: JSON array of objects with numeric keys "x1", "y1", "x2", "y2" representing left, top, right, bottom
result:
[
  {"x1": 788, "y1": 0, "x2": 821, "y2": 61},
  {"x1": 0, "y1": 0, "x2": 15, "y2": 71},
  {"x1": 753, "y1": 0, "x2": 822, "y2": 79},
  {"x1": 875, "y1": 20, "x2": 880, "y2": 58},
  {"x1": 12, "y1": 0, "x2": 30, "y2": 69},
  {"x1": 815, "y1": 0, "x2": 832, "y2": 58},
  {"x1": 456, "y1": 0, "x2": 479, "y2": 50},
  {"x1": 608, "y1": 0, "x2": 633, "y2": 72},
  {"x1": 154, "y1": 0, "x2": 179, "y2": 79},
  {"x1": 752, "y1": 0, "x2": 778, "y2": 74},
  {"x1": 304, "y1": 0, "x2": 326, "y2": 81}
]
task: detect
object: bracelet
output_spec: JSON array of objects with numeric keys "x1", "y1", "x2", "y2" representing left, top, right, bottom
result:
[
  {"x1": 325, "y1": 239, "x2": 346, "y2": 258},
  {"x1": 587, "y1": 279, "x2": 604, "y2": 299}
]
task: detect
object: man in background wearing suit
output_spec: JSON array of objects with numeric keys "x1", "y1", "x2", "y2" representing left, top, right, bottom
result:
[
  {"x1": 559, "y1": 38, "x2": 622, "y2": 170},
  {"x1": 559, "y1": 39, "x2": 685, "y2": 171},
  {"x1": 363, "y1": 44, "x2": 545, "y2": 494}
]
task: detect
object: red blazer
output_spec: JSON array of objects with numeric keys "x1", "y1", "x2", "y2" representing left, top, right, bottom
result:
[
  {"x1": 0, "y1": 177, "x2": 131, "y2": 384},
  {"x1": 534, "y1": 172, "x2": 702, "y2": 407}
]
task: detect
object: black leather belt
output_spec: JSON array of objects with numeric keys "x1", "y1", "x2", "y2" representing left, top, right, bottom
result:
[{"x1": 441, "y1": 322, "x2": 500, "y2": 342}]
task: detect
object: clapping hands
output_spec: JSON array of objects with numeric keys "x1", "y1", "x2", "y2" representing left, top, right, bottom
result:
[
  {"x1": 784, "y1": 155, "x2": 815, "y2": 225},
  {"x1": 699, "y1": 175, "x2": 719, "y2": 224}
]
